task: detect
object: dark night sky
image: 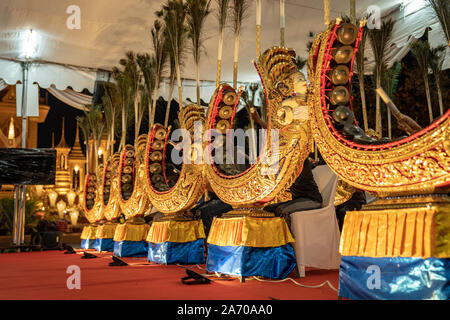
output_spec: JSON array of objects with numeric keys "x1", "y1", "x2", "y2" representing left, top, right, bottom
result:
[{"x1": 37, "y1": 89, "x2": 86, "y2": 151}]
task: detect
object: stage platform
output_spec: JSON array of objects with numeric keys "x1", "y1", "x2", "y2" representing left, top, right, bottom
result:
[{"x1": 0, "y1": 250, "x2": 339, "y2": 300}]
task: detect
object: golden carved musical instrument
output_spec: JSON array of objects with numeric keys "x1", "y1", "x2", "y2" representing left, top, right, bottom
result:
[
  {"x1": 204, "y1": 47, "x2": 312, "y2": 213},
  {"x1": 118, "y1": 135, "x2": 152, "y2": 220},
  {"x1": 144, "y1": 105, "x2": 206, "y2": 217}
]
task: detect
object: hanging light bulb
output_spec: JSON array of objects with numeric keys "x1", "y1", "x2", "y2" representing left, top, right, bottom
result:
[
  {"x1": 74, "y1": 165, "x2": 79, "y2": 173},
  {"x1": 48, "y1": 190, "x2": 58, "y2": 207},
  {"x1": 67, "y1": 190, "x2": 76, "y2": 206},
  {"x1": 70, "y1": 210, "x2": 79, "y2": 226},
  {"x1": 23, "y1": 29, "x2": 38, "y2": 59},
  {"x1": 56, "y1": 199, "x2": 66, "y2": 219},
  {"x1": 8, "y1": 117, "x2": 15, "y2": 145}
]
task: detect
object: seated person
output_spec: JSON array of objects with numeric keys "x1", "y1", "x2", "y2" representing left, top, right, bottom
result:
[
  {"x1": 190, "y1": 187, "x2": 232, "y2": 237},
  {"x1": 264, "y1": 157, "x2": 323, "y2": 230},
  {"x1": 335, "y1": 190, "x2": 366, "y2": 232}
]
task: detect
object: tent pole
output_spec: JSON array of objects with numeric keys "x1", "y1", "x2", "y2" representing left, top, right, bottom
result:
[
  {"x1": 280, "y1": 0, "x2": 285, "y2": 47},
  {"x1": 256, "y1": 0, "x2": 261, "y2": 57},
  {"x1": 13, "y1": 62, "x2": 29, "y2": 248}
]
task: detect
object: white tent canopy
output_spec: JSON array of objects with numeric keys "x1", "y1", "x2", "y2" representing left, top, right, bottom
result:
[{"x1": 0, "y1": 0, "x2": 448, "y2": 103}]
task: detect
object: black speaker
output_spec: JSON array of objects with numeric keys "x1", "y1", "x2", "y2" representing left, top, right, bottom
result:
[
  {"x1": 40, "y1": 231, "x2": 63, "y2": 250},
  {"x1": 0, "y1": 148, "x2": 56, "y2": 185}
]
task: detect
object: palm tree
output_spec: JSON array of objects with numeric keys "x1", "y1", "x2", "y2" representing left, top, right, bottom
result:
[
  {"x1": 120, "y1": 52, "x2": 144, "y2": 141},
  {"x1": 215, "y1": 0, "x2": 230, "y2": 87},
  {"x1": 102, "y1": 83, "x2": 121, "y2": 157},
  {"x1": 231, "y1": 0, "x2": 250, "y2": 89},
  {"x1": 137, "y1": 52, "x2": 157, "y2": 128},
  {"x1": 427, "y1": 0, "x2": 450, "y2": 46},
  {"x1": 429, "y1": 45, "x2": 447, "y2": 116},
  {"x1": 368, "y1": 19, "x2": 395, "y2": 135},
  {"x1": 381, "y1": 62, "x2": 402, "y2": 138},
  {"x1": 356, "y1": 24, "x2": 369, "y2": 131},
  {"x1": 148, "y1": 19, "x2": 168, "y2": 128},
  {"x1": 161, "y1": 0, "x2": 188, "y2": 117},
  {"x1": 186, "y1": 0, "x2": 212, "y2": 106},
  {"x1": 77, "y1": 105, "x2": 105, "y2": 170},
  {"x1": 77, "y1": 115, "x2": 91, "y2": 168},
  {"x1": 112, "y1": 65, "x2": 134, "y2": 151},
  {"x1": 410, "y1": 39, "x2": 434, "y2": 123}
]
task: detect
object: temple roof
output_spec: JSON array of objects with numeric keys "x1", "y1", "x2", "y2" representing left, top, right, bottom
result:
[
  {"x1": 55, "y1": 118, "x2": 70, "y2": 150},
  {"x1": 69, "y1": 122, "x2": 85, "y2": 161}
]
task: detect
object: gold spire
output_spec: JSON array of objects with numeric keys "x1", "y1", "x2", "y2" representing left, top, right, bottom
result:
[
  {"x1": 56, "y1": 117, "x2": 70, "y2": 149},
  {"x1": 69, "y1": 121, "x2": 85, "y2": 160}
]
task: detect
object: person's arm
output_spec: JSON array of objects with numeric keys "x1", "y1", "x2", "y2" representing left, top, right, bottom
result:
[{"x1": 250, "y1": 107, "x2": 267, "y2": 129}]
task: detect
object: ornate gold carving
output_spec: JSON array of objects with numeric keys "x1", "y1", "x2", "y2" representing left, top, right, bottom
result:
[
  {"x1": 119, "y1": 136, "x2": 152, "y2": 219},
  {"x1": 144, "y1": 105, "x2": 206, "y2": 215},
  {"x1": 100, "y1": 152, "x2": 121, "y2": 221},
  {"x1": 308, "y1": 21, "x2": 450, "y2": 197},
  {"x1": 205, "y1": 47, "x2": 312, "y2": 207}
]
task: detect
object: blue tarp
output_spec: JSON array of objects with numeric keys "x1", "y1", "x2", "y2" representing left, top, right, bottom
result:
[
  {"x1": 148, "y1": 239, "x2": 205, "y2": 265},
  {"x1": 206, "y1": 244, "x2": 297, "y2": 279},
  {"x1": 94, "y1": 238, "x2": 114, "y2": 252},
  {"x1": 113, "y1": 240, "x2": 148, "y2": 257},
  {"x1": 339, "y1": 256, "x2": 450, "y2": 300},
  {"x1": 80, "y1": 239, "x2": 95, "y2": 250}
]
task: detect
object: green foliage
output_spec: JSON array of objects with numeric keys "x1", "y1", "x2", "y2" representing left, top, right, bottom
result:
[
  {"x1": 427, "y1": 0, "x2": 450, "y2": 44},
  {"x1": 0, "y1": 198, "x2": 40, "y2": 235},
  {"x1": 186, "y1": 0, "x2": 212, "y2": 64}
]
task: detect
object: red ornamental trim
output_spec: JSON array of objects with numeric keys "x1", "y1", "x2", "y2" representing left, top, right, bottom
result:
[
  {"x1": 146, "y1": 125, "x2": 178, "y2": 195},
  {"x1": 84, "y1": 172, "x2": 96, "y2": 213},
  {"x1": 102, "y1": 160, "x2": 110, "y2": 206},
  {"x1": 319, "y1": 23, "x2": 450, "y2": 151},
  {"x1": 119, "y1": 146, "x2": 135, "y2": 203},
  {"x1": 209, "y1": 76, "x2": 267, "y2": 180}
]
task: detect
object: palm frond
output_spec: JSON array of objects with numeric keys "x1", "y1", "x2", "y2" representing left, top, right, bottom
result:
[
  {"x1": 427, "y1": 0, "x2": 450, "y2": 45},
  {"x1": 216, "y1": 0, "x2": 230, "y2": 31},
  {"x1": 231, "y1": 0, "x2": 249, "y2": 34},
  {"x1": 186, "y1": 0, "x2": 212, "y2": 63},
  {"x1": 410, "y1": 40, "x2": 432, "y2": 74}
]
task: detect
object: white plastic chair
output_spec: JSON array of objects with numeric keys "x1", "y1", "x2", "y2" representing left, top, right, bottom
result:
[{"x1": 290, "y1": 165, "x2": 340, "y2": 277}]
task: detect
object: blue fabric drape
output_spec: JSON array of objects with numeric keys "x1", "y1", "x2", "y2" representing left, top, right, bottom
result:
[
  {"x1": 148, "y1": 239, "x2": 205, "y2": 265},
  {"x1": 80, "y1": 239, "x2": 95, "y2": 250},
  {"x1": 94, "y1": 238, "x2": 114, "y2": 252},
  {"x1": 339, "y1": 256, "x2": 450, "y2": 300},
  {"x1": 113, "y1": 240, "x2": 148, "y2": 257},
  {"x1": 206, "y1": 244, "x2": 297, "y2": 279}
]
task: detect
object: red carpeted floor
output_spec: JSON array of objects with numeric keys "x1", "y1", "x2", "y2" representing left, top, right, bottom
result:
[{"x1": 0, "y1": 250, "x2": 339, "y2": 300}]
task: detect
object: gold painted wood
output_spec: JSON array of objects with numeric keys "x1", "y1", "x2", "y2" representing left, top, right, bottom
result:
[
  {"x1": 118, "y1": 136, "x2": 152, "y2": 219},
  {"x1": 308, "y1": 20, "x2": 450, "y2": 197},
  {"x1": 144, "y1": 105, "x2": 206, "y2": 214},
  {"x1": 205, "y1": 47, "x2": 312, "y2": 208}
]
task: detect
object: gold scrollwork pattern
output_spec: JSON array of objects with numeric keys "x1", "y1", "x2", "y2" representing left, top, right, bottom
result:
[
  {"x1": 119, "y1": 136, "x2": 152, "y2": 219},
  {"x1": 205, "y1": 47, "x2": 312, "y2": 207},
  {"x1": 100, "y1": 152, "x2": 121, "y2": 221},
  {"x1": 144, "y1": 105, "x2": 206, "y2": 214},
  {"x1": 308, "y1": 21, "x2": 450, "y2": 197}
]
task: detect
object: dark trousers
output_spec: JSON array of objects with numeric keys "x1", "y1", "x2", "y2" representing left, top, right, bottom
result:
[
  {"x1": 264, "y1": 197, "x2": 322, "y2": 230},
  {"x1": 335, "y1": 200, "x2": 364, "y2": 232},
  {"x1": 198, "y1": 200, "x2": 233, "y2": 237}
]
